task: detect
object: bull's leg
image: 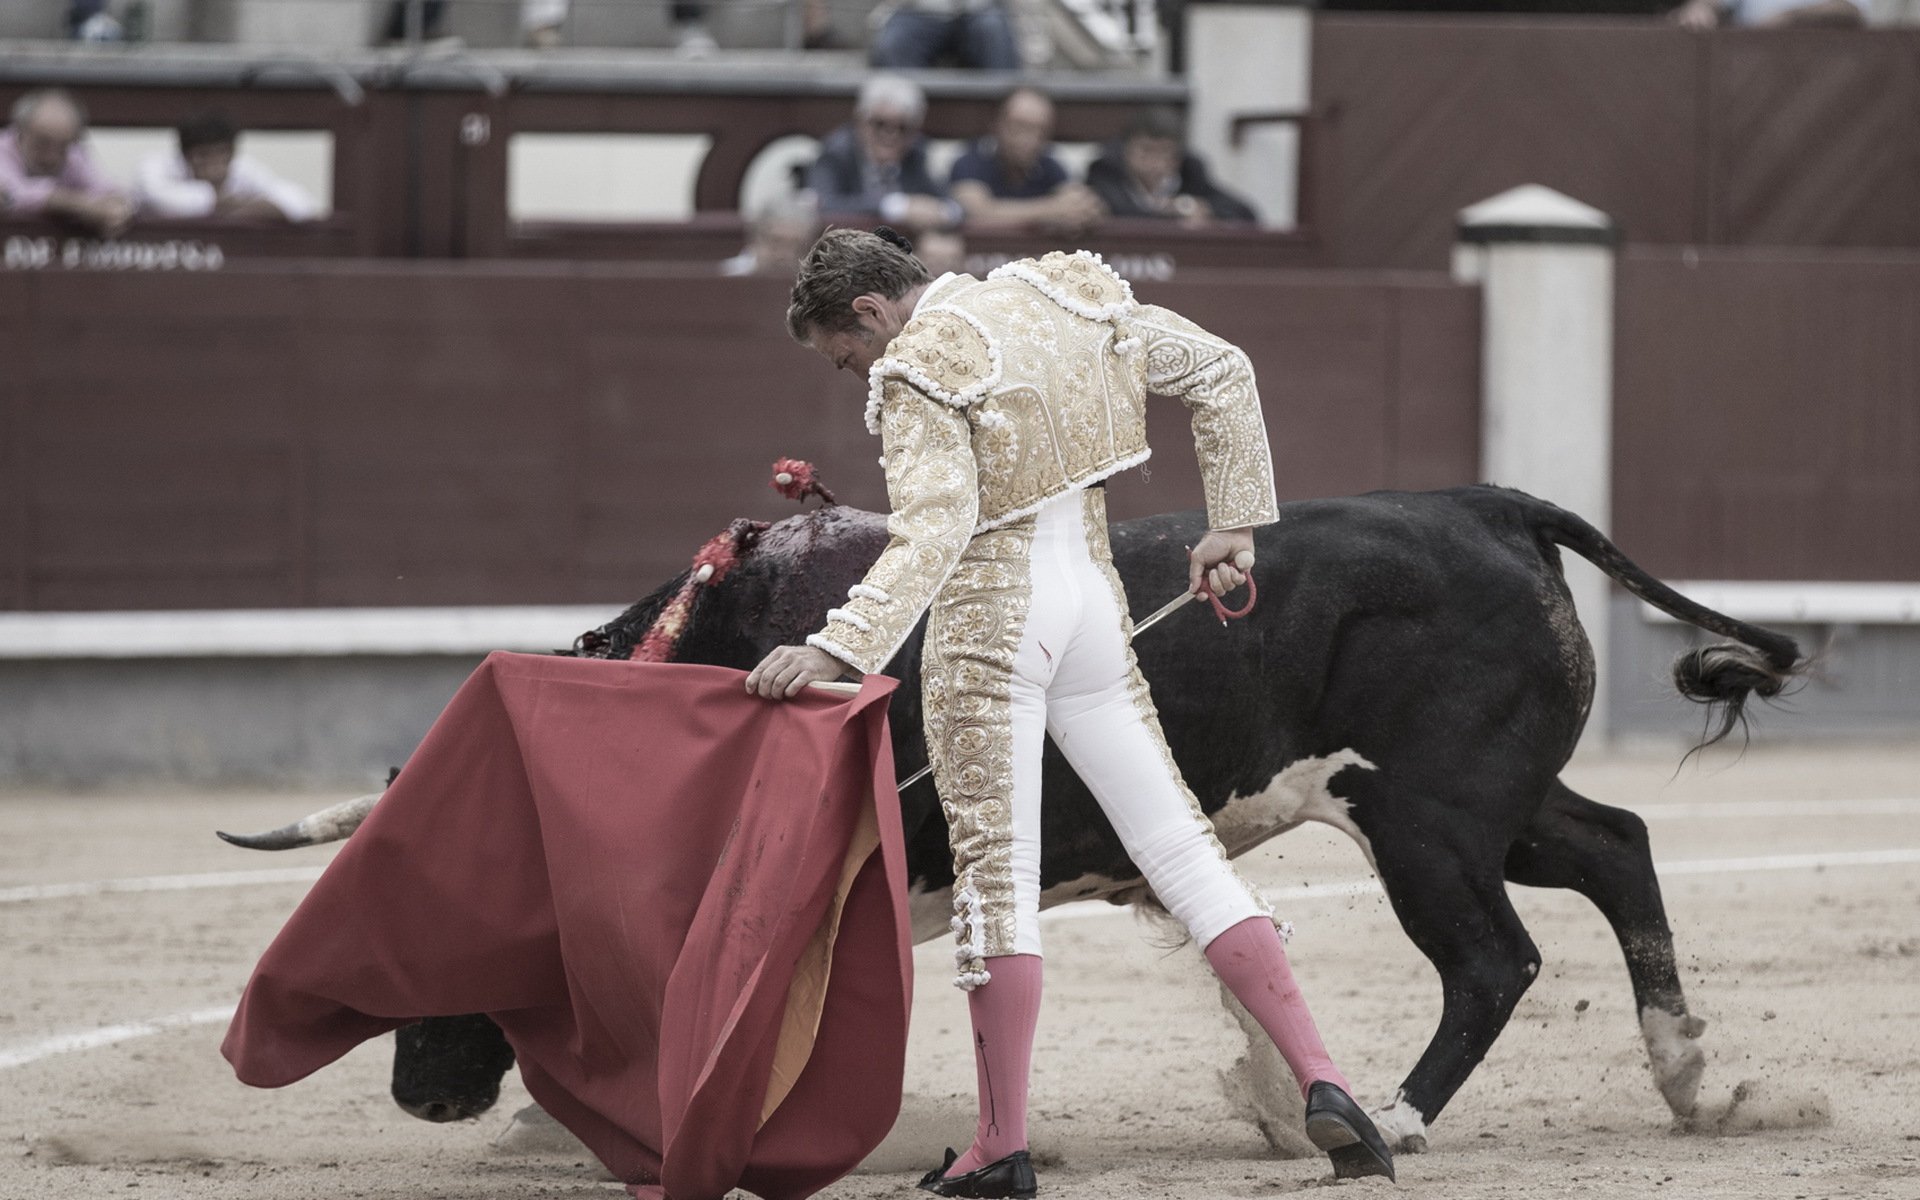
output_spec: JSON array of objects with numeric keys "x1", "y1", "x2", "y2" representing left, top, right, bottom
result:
[
  {"x1": 1503, "y1": 778, "x2": 1706, "y2": 1119},
  {"x1": 1366, "y1": 819, "x2": 1544, "y2": 1153}
]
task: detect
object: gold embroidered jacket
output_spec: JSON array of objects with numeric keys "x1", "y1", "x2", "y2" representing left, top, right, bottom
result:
[{"x1": 807, "y1": 251, "x2": 1279, "y2": 675}]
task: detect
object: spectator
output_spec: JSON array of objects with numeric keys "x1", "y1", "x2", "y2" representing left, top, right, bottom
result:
[
  {"x1": 66, "y1": 0, "x2": 119, "y2": 39},
  {"x1": 720, "y1": 194, "x2": 821, "y2": 278},
  {"x1": 136, "y1": 115, "x2": 319, "y2": 224},
  {"x1": 673, "y1": 0, "x2": 838, "y2": 56},
  {"x1": 948, "y1": 87, "x2": 1105, "y2": 234},
  {"x1": 913, "y1": 227, "x2": 967, "y2": 276},
  {"x1": 379, "y1": 0, "x2": 571, "y2": 45},
  {"x1": 1672, "y1": 0, "x2": 1865, "y2": 26},
  {"x1": 807, "y1": 75, "x2": 962, "y2": 230},
  {"x1": 380, "y1": 0, "x2": 446, "y2": 42},
  {"x1": 0, "y1": 90, "x2": 134, "y2": 237},
  {"x1": 871, "y1": 0, "x2": 1020, "y2": 70},
  {"x1": 522, "y1": 0, "x2": 568, "y2": 47},
  {"x1": 1085, "y1": 108, "x2": 1258, "y2": 226}
]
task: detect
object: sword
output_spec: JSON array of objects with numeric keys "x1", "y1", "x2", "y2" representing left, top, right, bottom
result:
[{"x1": 817, "y1": 551, "x2": 1256, "y2": 793}]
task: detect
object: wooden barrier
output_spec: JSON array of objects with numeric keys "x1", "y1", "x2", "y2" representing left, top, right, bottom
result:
[
  {"x1": 1310, "y1": 19, "x2": 1920, "y2": 269},
  {"x1": 1614, "y1": 247, "x2": 1920, "y2": 582},
  {"x1": 0, "y1": 261, "x2": 1479, "y2": 611}
]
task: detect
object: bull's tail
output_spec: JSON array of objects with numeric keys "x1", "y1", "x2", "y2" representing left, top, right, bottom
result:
[{"x1": 1502, "y1": 488, "x2": 1806, "y2": 750}]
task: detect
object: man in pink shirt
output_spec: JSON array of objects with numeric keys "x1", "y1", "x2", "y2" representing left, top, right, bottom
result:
[{"x1": 0, "y1": 89, "x2": 134, "y2": 237}]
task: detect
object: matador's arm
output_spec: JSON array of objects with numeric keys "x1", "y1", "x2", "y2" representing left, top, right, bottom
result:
[
  {"x1": 807, "y1": 380, "x2": 980, "y2": 675},
  {"x1": 1130, "y1": 303, "x2": 1280, "y2": 531}
]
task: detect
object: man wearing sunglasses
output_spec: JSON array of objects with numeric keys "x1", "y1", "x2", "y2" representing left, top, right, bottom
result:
[{"x1": 807, "y1": 74, "x2": 963, "y2": 231}]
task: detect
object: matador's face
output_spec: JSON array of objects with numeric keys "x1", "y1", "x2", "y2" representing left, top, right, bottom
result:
[{"x1": 806, "y1": 293, "x2": 905, "y2": 377}]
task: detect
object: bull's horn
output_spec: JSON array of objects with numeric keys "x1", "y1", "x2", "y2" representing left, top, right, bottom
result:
[{"x1": 216, "y1": 792, "x2": 382, "y2": 850}]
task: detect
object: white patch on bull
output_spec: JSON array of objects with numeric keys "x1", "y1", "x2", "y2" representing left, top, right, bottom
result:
[
  {"x1": 1640, "y1": 1006, "x2": 1708, "y2": 1117},
  {"x1": 1211, "y1": 750, "x2": 1379, "y2": 872},
  {"x1": 906, "y1": 881, "x2": 954, "y2": 945},
  {"x1": 1370, "y1": 1091, "x2": 1429, "y2": 1154},
  {"x1": 1038, "y1": 871, "x2": 1126, "y2": 909}
]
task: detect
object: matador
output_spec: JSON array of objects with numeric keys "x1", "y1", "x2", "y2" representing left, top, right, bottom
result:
[{"x1": 747, "y1": 229, "x2": 1395, "y2": 1194}]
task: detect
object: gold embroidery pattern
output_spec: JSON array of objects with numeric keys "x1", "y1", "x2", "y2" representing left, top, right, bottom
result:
[
  {"x1": 1132, "y1": 304, "x2": 1280, "y2": 531},
  {"x1": 989, "y1": 250, "x2": 1134, "y2": 318},
  {"x1": 1079, "y1": 488, "x2": 1273, "y2": 922},
  {"x1": 869, "y1": 307, "x2": 999, "y2": 412},
  {"x1": 874, "y1": 268, "x2": 1274, "y2": 535},
  {"x1": 953, "y1": 279, "x2": 1143, "y2": 525},
  {"x1": 922, "y1": 518, "x2": 1036, "y2": 978},
  {"x1": 809, "y1": 382, "x2": 980, "y2": 674}
]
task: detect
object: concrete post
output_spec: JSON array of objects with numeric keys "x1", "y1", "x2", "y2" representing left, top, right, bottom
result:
[
  {"x1": 1453, "y1": 185, "x2": 1619, "y2": 745},
  {"x1": 1184, "y1": 3, "x2": 1311, "y2": 230}
]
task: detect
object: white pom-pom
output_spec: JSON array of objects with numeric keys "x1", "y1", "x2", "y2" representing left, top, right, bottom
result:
[
  {"x1": 1113, "y1": 337, "x2": 1141, "y2": 355},
  {"x1": 694, "y1": 564, "x2": 714, "y2": 583},
  {"x1": 1277, "y1": 920, "x2": 1295, "y2": 943},
  {"x1": 774, "y1": 471, "x2": 793, "y2": 486}
]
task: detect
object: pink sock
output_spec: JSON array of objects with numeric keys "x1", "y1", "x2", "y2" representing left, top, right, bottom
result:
[
  {"x1": 1205, "y1": 916, "x2": 1351, "y2": 1099},
  {"x1": 945, "y1": 954, "x2": 1043, "y2": 1176}
]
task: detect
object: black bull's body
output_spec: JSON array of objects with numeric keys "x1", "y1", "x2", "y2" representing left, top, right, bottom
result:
[{"x1": 278, "y1": 486, "x2": 1801, "y2": 1150}]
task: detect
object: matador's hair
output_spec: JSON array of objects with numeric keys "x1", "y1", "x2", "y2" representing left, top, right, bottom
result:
[{"x1": 785, "y1": 227, "x2": 930, "y2": 343}]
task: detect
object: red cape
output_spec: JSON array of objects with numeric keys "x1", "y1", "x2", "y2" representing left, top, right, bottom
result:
[{"x1": 222, "y1": 653, "x2": 912, "y2": 1200}]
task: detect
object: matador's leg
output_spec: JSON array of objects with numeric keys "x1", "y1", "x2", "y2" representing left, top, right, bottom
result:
[
  {"x1": 923, "y1": 518, "x2": 1057, "y2": 1181},
  {"x1": 1047, "y1": 489, "x2": 1349, "y2": 1097}
]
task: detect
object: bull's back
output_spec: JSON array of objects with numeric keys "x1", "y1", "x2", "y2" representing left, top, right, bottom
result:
[{"x1": 1244, "y1": 489, "x2": 1591, "y2": 769}]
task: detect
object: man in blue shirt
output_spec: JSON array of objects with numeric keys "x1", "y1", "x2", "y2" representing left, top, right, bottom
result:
[{"x1": 948, "y1": 87, "x2": 1105, "y2": 234}]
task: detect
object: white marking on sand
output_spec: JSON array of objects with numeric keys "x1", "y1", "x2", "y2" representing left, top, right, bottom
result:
[
  {"x1": 1633, "y1": 797, "x2": 1920, "y2": 821},
  {"x1": 1658, "y1": 848, "x2": 1920, "y2": 875},
  {"x1": 4, "y1": 843, "x2": 1914, "y2": 1071},
  {"x1": 1041, "y1": 847, "x2": 1920, "y2": 922},
  {"x1": 0, "y1": 1006, "x2": 234, "y2": 1070},
  {"x1": 4, "y1": 799, "x2": 1908, "y2": 909},
  {"x1": 0, "y1": 867, "x2": 325, "y2": 905}
]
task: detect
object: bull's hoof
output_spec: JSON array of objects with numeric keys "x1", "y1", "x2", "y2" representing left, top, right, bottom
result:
[
  {"x1": 1305, "y1": 1082, "x2": 1396, "y2": 1183},
  {"x1": 1641, "y1": 1007, "x2": 1708, "y2": 1117},
  {"x1": 1368, "y1": 1094, "x2": 1429, "y2": 1155}
]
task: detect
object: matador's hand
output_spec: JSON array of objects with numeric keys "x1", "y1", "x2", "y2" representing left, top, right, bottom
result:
[
  {"x1": 746, "y1": 644, "x2": 850, "y2": 699},
  {"x1": 1189, "y1": 528, "x2": 1256, "y2": 598}
]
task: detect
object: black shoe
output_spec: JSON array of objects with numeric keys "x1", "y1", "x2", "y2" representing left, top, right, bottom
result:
[
  {"x1": 916, "y1": 1147, "x2": 1038, "y2": 1198},
  {"x1": 1304, "y1": 1082, "x2": 1396, "y2": 1182}
]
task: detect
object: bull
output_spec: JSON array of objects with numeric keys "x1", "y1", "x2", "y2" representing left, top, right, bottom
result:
[{"x1": 223, "y1": 485, "x2": 1803, "y2": 1157}]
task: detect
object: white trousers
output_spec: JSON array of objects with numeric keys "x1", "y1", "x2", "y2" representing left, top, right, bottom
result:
[{"x1": 995, "y1": 490, "x2": 1267, "y2": 958}]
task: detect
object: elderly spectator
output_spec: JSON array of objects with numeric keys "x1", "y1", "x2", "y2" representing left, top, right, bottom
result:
[
  {"x1": 807, "y1": 75, "x2": 962, "y2": 230},
  {"x1": 1672, "y1": 0, "x2": 1865, "y2": 26},
  {"x1": 0, "y1": 90, "x2": 133, "y2": 237},
  {"x1": 948, "y1": 87, "x2": 1104, "y2": 234},
  {"x1": 1085, "y1": 107, "x2": 1257, "y2": 226},
  {"x1": 871, "y1": 0, "x2": 1019, "y2": 71},
  {"x1": 720, "y1": 194, "x2": 822, "y2": 278},
  {"x1": 136, "y1": 115, "x2": 319, "y2": 223}
]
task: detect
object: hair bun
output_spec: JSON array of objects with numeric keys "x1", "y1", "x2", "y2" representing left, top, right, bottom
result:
[{"x1": 873, "y1": 225, "x2": 916, "y2": 254}]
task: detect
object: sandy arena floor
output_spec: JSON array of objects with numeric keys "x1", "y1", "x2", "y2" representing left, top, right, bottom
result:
[{"x1": 3, "y1": 741, "x2": 1918, "y2": 1200}]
